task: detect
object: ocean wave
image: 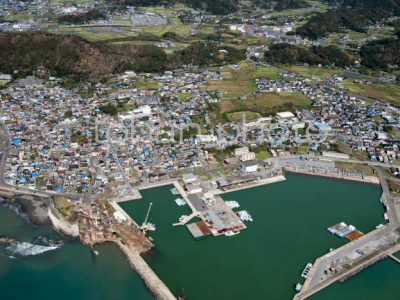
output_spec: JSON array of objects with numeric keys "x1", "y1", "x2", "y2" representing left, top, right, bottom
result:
[
  {"x1": 0, "y1": 200, "x2": 30, "y2": 223},
  {"x1": 7, "y1": 241, "x2": 61, "y2": 257}
]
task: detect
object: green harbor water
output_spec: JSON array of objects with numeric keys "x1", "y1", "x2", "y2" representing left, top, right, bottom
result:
[
  {"x1": 120, "y1": 173, "x2": 395, "y2": 300},
  {"x1": 1, "y1": 173, "x2": 399, "y2": 300}
]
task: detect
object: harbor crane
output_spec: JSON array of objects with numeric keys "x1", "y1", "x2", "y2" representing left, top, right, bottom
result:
[{"x1": 141, "y1": 202, "x2": 156, "y2": 231}]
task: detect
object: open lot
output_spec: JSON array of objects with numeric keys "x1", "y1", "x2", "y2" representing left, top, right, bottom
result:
[{"x1": 335, "y1": 161, "x2": 375, "y2": 176}]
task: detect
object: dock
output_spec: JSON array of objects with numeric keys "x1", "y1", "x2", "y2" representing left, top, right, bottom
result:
[
  {"x1": 186, "y1": 221, "x2": 212, "y2": 240},
  {"x1": 388, "y1": 253, "x2": 400, "y2": 264},
  {"x1": 172, "y1": 212, "x2": 198, "y2": 226}
]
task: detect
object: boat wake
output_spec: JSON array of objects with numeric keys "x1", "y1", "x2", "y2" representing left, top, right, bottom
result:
[{"x1": 6, "y1": 236, "x2": 63, "y2": 257}]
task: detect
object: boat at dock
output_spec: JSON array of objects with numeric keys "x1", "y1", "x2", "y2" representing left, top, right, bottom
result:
[
  {"x1": 225, "y1": 201, "x2": 240, "y2": 209},
  {"x1": 301, "y1": 263, "x2": 313, "y2": 278},
  {"x1": 327, "y1": 222, "x2": 356, "y2": 238},
  {"x1": 224, "y1": 230, "x2": 240, "y2": 237},
  {"x1": 143, "y1": 223, "x2": 156, "y2": 231},
  {"x1": 170, "y1": 188, "x2": 180, "y2": 195},
  {"x1": 295, "y1": 283, "x2": 303, "y2": 292},
  {"x1": 237, "y1": 210, "x2": 253, "y2": 222},
  {"x1": 175, "y1": 198, "x2": 187, "y2": 206}
]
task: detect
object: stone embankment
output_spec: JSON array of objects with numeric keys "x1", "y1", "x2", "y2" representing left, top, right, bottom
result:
[{"x1": 117, "y1": 240, "x2": 176, "y2": 300}]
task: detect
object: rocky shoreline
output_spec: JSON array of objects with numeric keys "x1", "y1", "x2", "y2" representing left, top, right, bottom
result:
[{"x1": 0, "y1": 190, "x2": 51, "y2": 226}]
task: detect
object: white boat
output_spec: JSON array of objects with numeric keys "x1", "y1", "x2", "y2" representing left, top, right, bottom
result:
[
  {"x1": 224, "y1": 230, "x2": 240, "y2": 237},
  {"x1": 175, "y1": 198, "x2": 187, "y2": 206},
  {"x1": 225, "y1": 201, "x2": 240, "y2": 209},
  {"x1": 237, "y1": 210, "x2": 253, "y2": 222},
  {"x1": 295, "y1": 283, "x2": 303, "y2": 292},
  {"x1": 147, "y1": 223, "x2": 156, "y2": 231},
  {"x1": 301, "y1": 263, "x2": 313, "y2": 278}
]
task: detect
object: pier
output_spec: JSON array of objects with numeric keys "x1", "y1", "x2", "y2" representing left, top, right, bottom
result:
[
  {"x1": 388, "y1": 253, "x2": 400, "y2": 264},
  {"x1": 172, "y1": 212, "x2": 198, "y2": 226}
]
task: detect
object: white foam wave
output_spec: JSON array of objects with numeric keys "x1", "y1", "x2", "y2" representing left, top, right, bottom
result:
[{"x1": 7, "y1": 242, "x2": 60, "y2": 257}]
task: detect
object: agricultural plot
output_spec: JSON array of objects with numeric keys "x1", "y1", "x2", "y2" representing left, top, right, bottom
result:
[{"x1": 344, "y1": 81, "x2": 400, "y2": 105}]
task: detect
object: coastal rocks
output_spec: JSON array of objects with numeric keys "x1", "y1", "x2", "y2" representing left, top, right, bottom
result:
[
  {"x1": 0, "y1": 236, "x2": 17, "y2": 246},
  {"x1": 16, "y1": 195, "x2": 52, "y2": 226},
  {"x1": 0, "y1": 193, "x2": 52, "y2": 226}
]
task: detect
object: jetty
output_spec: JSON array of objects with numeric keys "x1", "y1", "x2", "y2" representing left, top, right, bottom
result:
[
  {"x1": 116, "y1": 241, "x2": 175, "y2": 300},
  {"x1": 173, "y1": 212, "x2": 198, "y2": 226},
  {"x1": 294, "y1": 167, "x2": 400, "y2": 300}
]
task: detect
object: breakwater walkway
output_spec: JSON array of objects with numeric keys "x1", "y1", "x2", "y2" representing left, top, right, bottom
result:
[{"x1": 116, "y1": 240, "x2": 176, "y2": 300}]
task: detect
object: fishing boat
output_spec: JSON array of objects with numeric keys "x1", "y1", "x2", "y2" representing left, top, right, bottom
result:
[
  {"x1": 301, "y1": 263, "x2": 313, "y2": 278},
  {"x1": 224, "y1": 230, "x2": 240, "y2": 237},
  {"x1": 146, "y1": 223, "x2": 156, "y2": 231},
  {"x1": 295, "y1": 283, "x2": 303, "y2": 292}
]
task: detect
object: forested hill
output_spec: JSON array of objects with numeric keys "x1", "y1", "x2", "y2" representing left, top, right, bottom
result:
[
  {"x1": 106, "y1": 0, "x2": 240, "y2": 15},
  {"x1": 297, "y1": 0, "x2": 400, "y2": 39},
  {"x1": 106, "y1": 0, "x2": 309, "y2": 15},
  {"x1": 0, "y1": 33, "x2": 245, "y2": 82}
]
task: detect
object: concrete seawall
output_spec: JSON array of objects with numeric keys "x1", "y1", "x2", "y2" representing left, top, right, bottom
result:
[
  {"x1": 214, "y1": 175, "x2": 286, "y2": 195},
  {"x1": 116, "y1": 240, "x2": 176, "y2": 300},
  {"x1": 286, "y1": 169, "x2": 380, "y2": 185}
]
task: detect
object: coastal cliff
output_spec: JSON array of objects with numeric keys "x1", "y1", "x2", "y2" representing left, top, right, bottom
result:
[{"x1": 48, "y1": 208, "x2": 79, "y2": 237}]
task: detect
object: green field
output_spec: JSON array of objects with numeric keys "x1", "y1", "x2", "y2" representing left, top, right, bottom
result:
[
  {"x1": 228, "y1": 111, "x2": 261, "y2": 122},
  {"x1": 344, "y1": 81, "x2": 400, "y2": 105},
  {"x1": 0, "y1": 80, "x2": 10, "y2": 86},
  {"x1": 134, "y1": 80, "x2": 159, "y2": 90},
  {"x1": 219, "y1": 92, "x2": 312, "y2": 116},
  {"x1": 335, "y1": 161, "x2": 375, "y2": 176},
  {"x1": 205, "y1": 64, "x2": 284, "y2": 99},
  {"x1": 284, "y1": 66, "x2": 345, "y2": 79},
  {"x1": 58, "y1": 27, "x2": 138, "y2": 42}
]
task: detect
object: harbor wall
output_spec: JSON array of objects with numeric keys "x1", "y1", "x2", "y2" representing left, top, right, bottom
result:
[
  {"x1": 214, "y1": 175, "x2": 287, "y2": 195},
  {"x1": 116, "y1": 240, "x2": 176, "y2": 300},
  {"x1": 285, "y1": 168, "x2": 380, "y2": 185}
]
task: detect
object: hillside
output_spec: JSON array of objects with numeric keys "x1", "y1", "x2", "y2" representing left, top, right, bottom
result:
[
  {"x1": 0, "y1": 33, "x2": 246, "y2": 82},
  {"x1": 0, "y1": 33, "x2": 121, "y2": 82},
  {"x1": 296, "y1": 0, "x2": 400, "y2": 39}
]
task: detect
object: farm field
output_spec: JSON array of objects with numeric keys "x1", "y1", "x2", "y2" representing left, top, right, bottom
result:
[{"x1": 344, "y1": 81, "x2": 400, "y2": 105}]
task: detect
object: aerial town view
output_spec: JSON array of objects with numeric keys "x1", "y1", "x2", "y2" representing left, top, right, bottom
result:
[{"x1": 1, "y1": 0, "x2": 400, "y2": 299}]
